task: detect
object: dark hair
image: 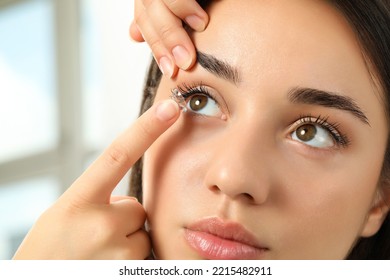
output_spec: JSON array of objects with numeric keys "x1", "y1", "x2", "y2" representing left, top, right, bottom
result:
[{"x1": 129, "y1": 0, "x2": 390, "y2": 259}]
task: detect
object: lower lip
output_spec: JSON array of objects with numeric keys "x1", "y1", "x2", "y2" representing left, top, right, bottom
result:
[{"x1": 184, "y1": 229, "x2": 267, "y2": 260}]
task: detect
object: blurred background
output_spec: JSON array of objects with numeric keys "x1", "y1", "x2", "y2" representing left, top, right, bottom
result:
[{"x1": 0, "y1": 0, "x2": 151, "y2": 259}]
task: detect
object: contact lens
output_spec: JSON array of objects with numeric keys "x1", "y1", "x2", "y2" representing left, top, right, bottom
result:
[{"x1": 170, "y1": 89, "x2": 187, "y2": 112}]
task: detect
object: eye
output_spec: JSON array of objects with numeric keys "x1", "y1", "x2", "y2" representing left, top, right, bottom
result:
[
  {"x1": 186, "y1": 94, "x2": 221, "y2": 117},
  {"x1": 173, "y1": 84, "x2": 225, "y2": 119},
  {"x1": 290, "y1": 116, "x2": 350, "y2": 148},
  {"x1": 291, "y1": 123, "x2": 334, "y2": 148}
]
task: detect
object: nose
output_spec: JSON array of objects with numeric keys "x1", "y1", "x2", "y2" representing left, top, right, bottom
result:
[{"x1": 203, "y1": 122, "x2": 274, "y2": 205}]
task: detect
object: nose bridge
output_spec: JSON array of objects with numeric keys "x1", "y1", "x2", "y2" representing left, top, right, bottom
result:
[{"x1": 204, "y1": 117, "x2": 273, "y2": 204}]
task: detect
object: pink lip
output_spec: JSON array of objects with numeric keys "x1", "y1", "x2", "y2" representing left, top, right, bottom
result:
[{"x1": 184, "y1": 217, "x2": 269, "y2": 260}]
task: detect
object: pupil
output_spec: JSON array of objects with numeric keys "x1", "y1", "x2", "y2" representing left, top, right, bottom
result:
[
  {"x1": 189, "y1": 95, "x2": 208, "y2": 111},
  {"x1": 297, "y1": 124, "x2": 316, "y2": 142}
]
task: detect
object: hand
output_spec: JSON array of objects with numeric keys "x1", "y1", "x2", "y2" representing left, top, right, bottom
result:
[
  {"x1": 130, "y1": 0, "x2": 209, "y2": 78},
  {"x1": 13, "y1": 100, "x2": 181, "y2": 259}
]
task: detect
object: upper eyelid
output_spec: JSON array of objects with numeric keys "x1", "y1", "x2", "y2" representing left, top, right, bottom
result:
[
  {"x1": 291, "y1": 115, "x2": 339, "y2": 134},
  {"x1": 177, "y1": 83, "x2": 213, "y2": 98}
]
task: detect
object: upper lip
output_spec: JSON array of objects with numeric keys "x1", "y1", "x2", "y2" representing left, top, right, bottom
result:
[{"x1": 185, "y1": 217, "x2": 268, "y2": 250}]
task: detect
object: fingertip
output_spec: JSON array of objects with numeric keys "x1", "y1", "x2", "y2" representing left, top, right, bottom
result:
[
  {"x1": 155, "y1": 99, "x2": 180, "y2": 122},
  {"x1": 188, "y1": 51, "x2": 197, "y2": 70},
  {"x1": 158, "y1": 56, "x2": 174, "y2": 78},
  {"x1": 172, "y1": 45, "x2": 193, "y2": 70},
  {"x1": 158, "y1": 56, "x2": 181, "y2": 78},
  {"x1": 202, "y1": 9, "x2": 210, "y2": 28},
  {"x1": 193, "y1": 3, "x2": 209, "y2": 30},
  {"x1": 185, "y1": 15, "x2": 207, "y2": 32}
]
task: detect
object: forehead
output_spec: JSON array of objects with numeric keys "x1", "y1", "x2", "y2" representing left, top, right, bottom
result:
[
  {"x1": 195, "y1": 0, "x2": 366, "y2": 84},
  {"x1": 191, "y1": 0, "x2": 386, "y2": 129}
]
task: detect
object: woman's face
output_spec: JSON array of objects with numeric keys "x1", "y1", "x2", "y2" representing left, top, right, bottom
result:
[{"x1": 142, "y1": 0, "x2": 389, "y2": 259}]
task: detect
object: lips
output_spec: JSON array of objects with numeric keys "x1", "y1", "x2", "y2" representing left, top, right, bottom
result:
[{"x1": 184, "y1": 217, "x2": 268, "y2": 259}]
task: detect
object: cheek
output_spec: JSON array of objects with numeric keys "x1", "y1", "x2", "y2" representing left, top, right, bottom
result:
[
  {"x1": 142, "y1": 80, "x2": 217, "y2": 227},
  {"x1": 273, "y1": 147, "x2": 383, "y2": 258},
  {"x1": 142, "y1": 115, "x2": 218, "y2": 260},
  {"x1": 143, "y1": 115, "x2": 216, "y2": 216}
]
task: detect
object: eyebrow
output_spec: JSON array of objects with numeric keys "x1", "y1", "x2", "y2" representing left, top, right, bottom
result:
[
  {"x1": 288, "y1": 87, "x2": 370, "y2": 125},
  {"x1": 197, "y1": 51, "x2": 241, "y2": 85}
]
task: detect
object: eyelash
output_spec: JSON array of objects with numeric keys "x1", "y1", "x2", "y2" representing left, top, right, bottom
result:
[
  {"x1": 294, "y1": 115, "x2": 350, "y2": 148},
  {"x1": 176, "y1": 83, "x2": 216, "y2": 102}
]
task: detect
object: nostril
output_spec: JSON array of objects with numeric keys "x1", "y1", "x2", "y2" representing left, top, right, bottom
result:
[
  {"x1": 208, "y1": 184, "x2": 256, "y2": 202},
  {"x1": 208, "y1": 185, "x2": 221, "y2": 193},
  {"x1": 242, "y1": 192, "x2": 255, "y2": 201}
]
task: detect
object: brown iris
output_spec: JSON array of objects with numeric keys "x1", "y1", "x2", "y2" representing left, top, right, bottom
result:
[
  {"x1": 296, "y1": 124, "x2": 317, "y2": 142},
  {"x1": 189, "y1": 95, "x2": 208, "y2": 111}
]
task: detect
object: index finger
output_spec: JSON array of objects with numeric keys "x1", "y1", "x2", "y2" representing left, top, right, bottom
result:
[{"x1": 69, "y1": 99, "x2": 180, "y2": 204}]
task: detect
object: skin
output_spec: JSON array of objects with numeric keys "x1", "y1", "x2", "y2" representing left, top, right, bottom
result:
[
  {"x1": 13, "y1": 100, "x2": 180, "y2": 259},
  {"x1": 142, "y1": 0, "x2": 390, "y2": 259},
  {"x1": 131, "y1": 0, "x2": 209, "y2": 76}
]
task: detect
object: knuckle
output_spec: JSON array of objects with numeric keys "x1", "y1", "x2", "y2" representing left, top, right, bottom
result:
[
  {"x1": 105, "y1": 144, "x2": 131, "y2": 169},
  {"x1": 159, "y1": 22, "x2": 181, "y2": 41},
  {"x1": 149, "y1": 38, "x2": 164, "y2": 54}
]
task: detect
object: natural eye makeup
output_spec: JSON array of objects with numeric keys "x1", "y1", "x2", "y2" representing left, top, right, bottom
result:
[
  {"x1": 289, "y1": 115, "x2": 350, "y2": 149},
  {"x1": 170, "y1": 83, "x2": 227, "y2": 120},
  {"x1": 170, "y1": 89, "x2": 188, "y2": 112}
]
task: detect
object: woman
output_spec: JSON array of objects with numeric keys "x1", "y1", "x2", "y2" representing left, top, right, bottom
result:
[
  {"x1": 14, "y1": 0, "x2": 390, "y2": 259},
  {"x1": 131, "y1": 0, "x2": 390, "y2": 259}
]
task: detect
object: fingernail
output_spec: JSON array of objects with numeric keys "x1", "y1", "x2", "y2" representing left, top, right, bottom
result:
[
  {"x1": 156, "y1": 100, "x2": 179, "y2": 122},
  {"x1": 172, "y1": 45, "x2": 192, "y2": 70},
  {"x1": 158, "y1": 56, "x2": 174, "y2": 78},
  {"x1": 185, "y1": 15, "x2": 206, "y2": 31}
]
